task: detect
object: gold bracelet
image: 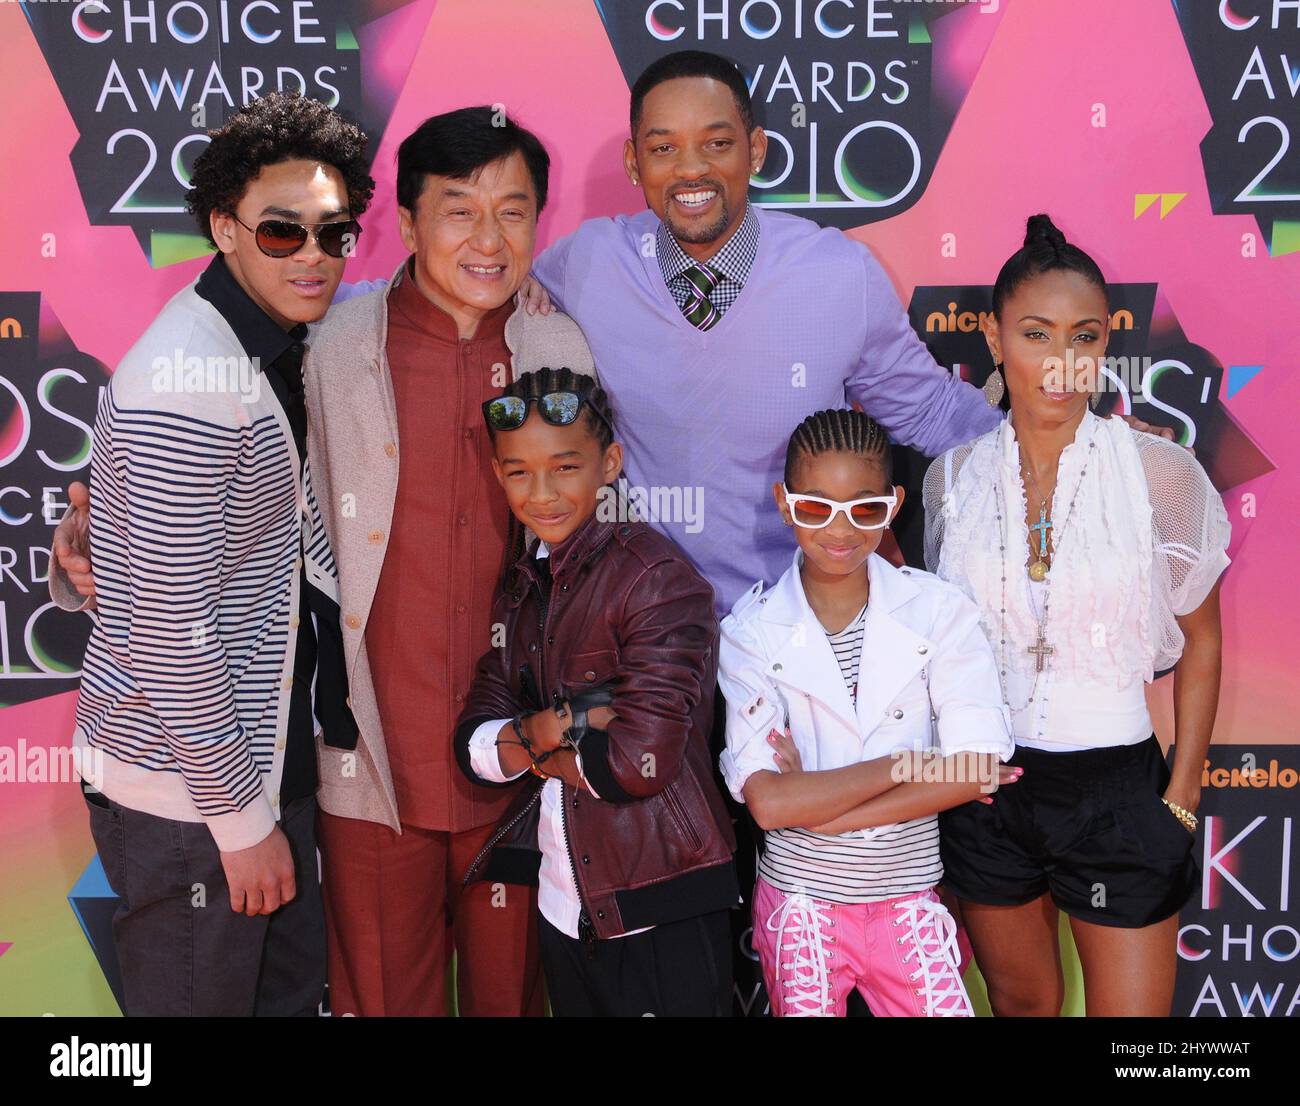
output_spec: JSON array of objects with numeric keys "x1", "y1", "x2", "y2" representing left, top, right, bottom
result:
[{"x1": 1162, "y1": 797, "x2": 1198, "y2": 831}]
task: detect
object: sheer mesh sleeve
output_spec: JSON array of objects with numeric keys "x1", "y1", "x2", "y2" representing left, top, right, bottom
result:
[
  {"x1": 922, "y1": 445, "x2": 972, "y2": 574},
  {"x1": 1135, "y1": 433, "x2": 1232, "y2": 616}
]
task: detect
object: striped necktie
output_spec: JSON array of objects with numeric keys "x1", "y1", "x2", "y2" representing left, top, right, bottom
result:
[{"x1": 681, "y1": 262, "x2": 722, "y2": 331}]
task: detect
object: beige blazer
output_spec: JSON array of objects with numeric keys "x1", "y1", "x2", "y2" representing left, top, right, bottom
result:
[{"x1": 305, "y1": 260, "x2": 596, "y2": 830}]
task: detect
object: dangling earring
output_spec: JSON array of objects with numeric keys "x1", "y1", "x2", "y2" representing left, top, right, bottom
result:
[
  {"x1": 1088, "y1": 390, "x2": 1101, "y2": 410},
  {"x1": 983, "y1": 362, "x2": 1005, "y2": 407}
]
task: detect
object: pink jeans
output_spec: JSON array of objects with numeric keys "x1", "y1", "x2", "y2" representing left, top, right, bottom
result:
[{"x1": 752, "y1": 877, "x2": 974, "y2": 1017}]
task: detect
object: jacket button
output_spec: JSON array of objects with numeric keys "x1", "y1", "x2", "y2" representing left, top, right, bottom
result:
[
  {"x1": 892, "y1": 709, "x2": 904, "y2": 719},
  {"x1": 345, "y1": 614, "x2": 360, "y2": 630},
  {"x1": 584, "y1": 670, "x2": 596, "y2": 681},
  {"x1": 597, "y1": 911, "x2": 605, "y2": 919},
  {"x1": 528, "y1": 643, "x2": 537, "y2": 653},
  {"x1": 547, "y1": 636, "x2": 555, "y2": 645},
  {"x1": 384, "y1": 442, "x2": 396, "y2": 458},
  {"x1": 560, "y1": 583, "x2": 569, "y2": 592},
  {"x1": 582, "y1": 855, "x2": 590, "y2": 864},
  {"x1": 772, "y1": 663, "x2": 782, "y2": 672},
  {"x1": 917, "y1": 645, "x2": 929, "y2": 655}
]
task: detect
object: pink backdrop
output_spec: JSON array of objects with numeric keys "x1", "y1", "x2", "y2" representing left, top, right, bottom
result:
[{"x1": 1, "y1": 0, "x2": 1295, "y2": 1015}]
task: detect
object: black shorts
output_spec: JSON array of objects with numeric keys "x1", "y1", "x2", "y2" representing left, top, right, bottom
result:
[{"x1": 938, "y1": 734, "x2": 1199, "y2": 929}]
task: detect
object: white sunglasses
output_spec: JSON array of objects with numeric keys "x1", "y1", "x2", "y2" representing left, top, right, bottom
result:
[{"x1": 781, "y1": 483, "x2": 897, "y2": 531}]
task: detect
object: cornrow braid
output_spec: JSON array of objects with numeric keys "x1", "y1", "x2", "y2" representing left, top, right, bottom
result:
[
  {"x1": 783, "y1": 408, "x2": 892, "y2": 486},
  {"x1": 490, "y1": 367, "x2": 618, "y2": 592}
]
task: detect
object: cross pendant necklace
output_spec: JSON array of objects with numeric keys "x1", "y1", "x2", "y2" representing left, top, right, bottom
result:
[
  {"x1": 994, "y1": 434, "x2": 1096, "y2": 713},
  {"x1": 1030, "y1": 505, "x2": 1052, "y2": 557},
  {"x1": 1027, "y1": 502, "x2": 1052, "y2": 582},
  {"x1": 1022, "y1": 463, "x2": 1054, "y2": 582},
  {"x1": 1027, "y1": 629, "x2": 1055, "y2": 672}
]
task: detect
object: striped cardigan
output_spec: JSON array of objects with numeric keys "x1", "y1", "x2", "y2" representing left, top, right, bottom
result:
[{"x1": 65, "y1": 281, "x2": 338, "y2": 852}]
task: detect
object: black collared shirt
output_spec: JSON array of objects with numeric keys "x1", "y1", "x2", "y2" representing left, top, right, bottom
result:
[{"x1": 195, "y1": 254, "x2": 348, "y2": 804}]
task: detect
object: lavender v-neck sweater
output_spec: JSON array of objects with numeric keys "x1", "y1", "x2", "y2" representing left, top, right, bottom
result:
[{"x1": 531, "y1": 207, "x2": 1000, "y2": 615}]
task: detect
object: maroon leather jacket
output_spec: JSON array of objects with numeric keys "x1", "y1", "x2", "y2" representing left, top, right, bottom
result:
[{"x1": 454, "y1": 510, "x2": 738, "y2": 940}]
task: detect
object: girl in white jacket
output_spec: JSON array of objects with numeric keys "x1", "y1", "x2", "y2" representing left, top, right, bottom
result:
[{"x1": 719, "y1": 409, "x2": 1018, "y2": 1017}]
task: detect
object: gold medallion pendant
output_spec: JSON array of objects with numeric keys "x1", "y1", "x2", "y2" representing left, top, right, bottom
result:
[{"x1": 1028, "y1": 560, "x2": 1049, "y2": 582}]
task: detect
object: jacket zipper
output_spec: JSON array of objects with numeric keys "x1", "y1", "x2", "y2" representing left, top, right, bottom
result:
[
  {"x1": 537, "y1": 554, "x2": 596, "y2": 949},
  {"x1": 560, "y1": 788, "x2": 597, "y2": 950},
  {"x1": 662, "y1": 782, "x2": 704, "y2": 853},
  {"x1": 461, "y1": 784, "x2": 543, "y2": 887}
]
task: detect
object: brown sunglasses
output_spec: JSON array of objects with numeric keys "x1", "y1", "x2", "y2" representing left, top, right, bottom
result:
[{"x1": 231, "y1": 215, "x2": 362, "y2": 258}]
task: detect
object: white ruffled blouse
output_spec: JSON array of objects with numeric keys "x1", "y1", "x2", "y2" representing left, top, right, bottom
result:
[{"x1": 923, "y1": 411, "x2": 1231, "y2": 749}]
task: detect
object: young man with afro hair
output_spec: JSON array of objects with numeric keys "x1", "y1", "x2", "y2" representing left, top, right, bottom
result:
[{"x1": 51, "y1": 92, "x2": 373, "y2": 1015}]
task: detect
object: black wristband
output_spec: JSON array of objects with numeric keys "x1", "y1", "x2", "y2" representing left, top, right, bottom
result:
[{"x1": 511, "y1": 714, "x2": 534, "y2": 756}]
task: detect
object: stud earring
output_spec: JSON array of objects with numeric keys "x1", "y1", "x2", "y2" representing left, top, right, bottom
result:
[{"x1": 983, "y1": 362, "x2": 1005, "y2": 407}]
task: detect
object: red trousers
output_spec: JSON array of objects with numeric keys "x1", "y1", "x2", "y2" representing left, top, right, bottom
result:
[{"x1": 318, "y1": 810, "x2": 544, "y2": 1017}]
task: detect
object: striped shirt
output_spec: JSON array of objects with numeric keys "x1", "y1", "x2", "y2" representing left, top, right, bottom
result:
[
  {"x1": 756, "y1": 600, "x2": 943, "y2": 904},
  {"x1": 828, "y1": 601, "x2": 867, "y2": 703},
  {"x1": 63, "y1": 282, "x2": 339, "y2": 852},
  {"x1": 656, "y1": 202, "x2": 760, "y2": 319}
]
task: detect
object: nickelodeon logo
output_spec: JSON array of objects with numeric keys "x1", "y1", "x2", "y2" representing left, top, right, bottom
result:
[
  {"x1": 924, "y1": 303, "x2": 1135, "y2": 334},
  {"x1": 1202, "y1": 760, "x2": 1299, "y2": 789},
  {"x1": 1, "y1": 318, "x2": 21, "y2": 339}
]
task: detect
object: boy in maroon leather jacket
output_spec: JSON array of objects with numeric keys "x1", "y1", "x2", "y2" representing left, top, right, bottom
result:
[{"x1": 454, "y1": 368, "x2": 738, "y2": 1016}]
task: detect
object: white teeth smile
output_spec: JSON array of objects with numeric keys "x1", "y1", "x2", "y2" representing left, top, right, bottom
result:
[
  {"x1": 464, "y1": 264, "x2": 504, "y2": 273},
  {"x1": 674, "y1": 190, "x2": 717, "y2": 207}
]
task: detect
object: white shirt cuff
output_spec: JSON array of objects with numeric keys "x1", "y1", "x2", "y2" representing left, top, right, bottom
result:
[{"x1": 468, "y1": 718, "x2": 529, "y2": 783}]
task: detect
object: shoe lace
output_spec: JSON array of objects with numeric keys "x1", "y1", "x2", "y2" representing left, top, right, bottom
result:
[
  {"x1": 893, "y1": 895, "x2": 973, "y2": 1017},
  {"x1": 765, "y1": 890, "x2": 835, "y2": 1017}
]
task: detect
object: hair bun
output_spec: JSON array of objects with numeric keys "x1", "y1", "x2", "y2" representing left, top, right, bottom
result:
[{"x1": 1024, "y1": 213, "x2": 1067, "y2": 251}]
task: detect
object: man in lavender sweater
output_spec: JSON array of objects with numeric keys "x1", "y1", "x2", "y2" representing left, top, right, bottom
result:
[{"x1": 524, "y1": 50, "x2": 998, "y2": 616}]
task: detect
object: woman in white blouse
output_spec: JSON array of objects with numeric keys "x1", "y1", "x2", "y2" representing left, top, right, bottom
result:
[{"x1": 923, "y1": 214, "x2": 1231, "y2": 1016}]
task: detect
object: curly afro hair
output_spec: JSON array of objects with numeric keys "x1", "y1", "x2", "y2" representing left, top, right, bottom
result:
[{"x1": 186, "y1": 92, "x2": 375, "y2": 248}]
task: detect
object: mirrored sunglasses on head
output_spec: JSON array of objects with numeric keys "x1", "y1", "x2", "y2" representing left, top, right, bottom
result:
[
  {"x1": 482, "y1": 390, "x2": 613, "y2": 435},
  {"x1": 232, "y1": 214, "x2": 362, "y2": 258},
  {"x1": 781, "y1": 483, "x2": 897, "y2": 531}
]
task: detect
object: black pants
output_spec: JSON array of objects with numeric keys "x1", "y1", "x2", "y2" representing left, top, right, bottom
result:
[
  {"x1": 539, "y1": 910, "x2": 732, "y2": 1017},
  {"x1": 84, "y1": 790, "x2": 326, "y2": 1016}
]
